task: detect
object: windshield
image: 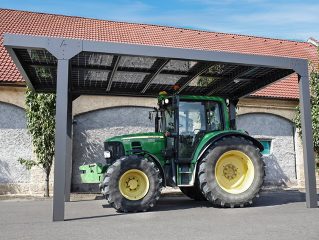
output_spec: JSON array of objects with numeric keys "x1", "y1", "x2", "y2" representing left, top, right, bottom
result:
[
  {"x1": 159, "y1": 99, "x2": 223, "y2": 133},
  {"x1": 179, "y1": 101, "x2": 206, "y2": 134}
]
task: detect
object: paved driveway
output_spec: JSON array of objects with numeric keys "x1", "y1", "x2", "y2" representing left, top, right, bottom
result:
[{"x1": 0, "y1": 190, "x2": 318, "y2": 240}]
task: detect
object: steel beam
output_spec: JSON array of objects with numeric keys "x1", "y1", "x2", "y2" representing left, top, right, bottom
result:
[
  {"x1": 106, "y1": 56, "x2": 121, "y2": 91},
  {"x1": 4, "y1": 33, "x2": 306, "y2": 72},
  {"x1": 177, "y1": 62, "x2": 215, "y2": 94},
  {"x1": 141, "y1": 59, "x2": 169, "y2": 93},
  {"x1": 71, "y1": 65, "x2": 226, "y2": 78},
  {"x1": 65, "y1": 89, "x2": 73, "y2": 202},
  {"x1": 53, "y1": 59, "x2": 71, "y2": 221},
  {"x1": 298, "y1": 73, "x2": 318, "y2": 208},
  {"x1": 4, "y1": 47, "x2": 35, "y2": 91},
  {"x1": 229, "y1": 100, "x2": 238, "y2": 130}
]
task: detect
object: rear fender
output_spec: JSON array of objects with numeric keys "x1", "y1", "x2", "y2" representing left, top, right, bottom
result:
[{"x1": 197, "y1": 132, "x2": 263, "y2": 161}]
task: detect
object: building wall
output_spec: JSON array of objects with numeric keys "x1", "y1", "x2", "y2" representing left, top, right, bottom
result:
[
  {"x1": 0, "y1": 101, "x2": 32, "y2": 194},
  {"x1": 0, "y1": 86, "x2": 307, "y2": 194},
  {"x1": 237, "y1": 113, "x2": 296, "y2": 186},
  {"x1": 0, "y1": 87, "x2": 53, "y2": 195},
  {"x1": 237, "y1": 97, "x2": 305, "y2": 187},
  {"x1": 72, "y1": 106, "x2": 154, "y2": 192}
]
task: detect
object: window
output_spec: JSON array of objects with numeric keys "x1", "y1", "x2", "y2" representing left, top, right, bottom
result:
[
  {"x1": 206, "y1": 101, "x2": 222, "y2": 131},
  {"x1": 259, "y1": 140, "x2": 271, "y2": 155},
  {"x1": 179, "y1": 101, "x2": 206, "y2": 134}
]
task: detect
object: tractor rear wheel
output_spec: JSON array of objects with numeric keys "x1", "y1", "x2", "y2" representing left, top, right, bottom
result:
[
  {"x1": 102, "y1": 155, "x2": 162, "y2": 212},
  {"x1": 198, "y1": 136, "x2": 264, "y2": 207}
]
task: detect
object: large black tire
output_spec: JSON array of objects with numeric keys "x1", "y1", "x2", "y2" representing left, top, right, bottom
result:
[
  {"x1": 198, "y1": 136, "x2": 264, "y2": 208},
  {"x1": 179, "y1": 186, "x2": 206, "y2": 201},
  {"x1": 102, "y1": 155, "x2": 162, "y2": 212}
]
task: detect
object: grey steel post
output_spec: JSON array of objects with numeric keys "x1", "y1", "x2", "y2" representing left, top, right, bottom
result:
[
  {"x1": 65, "y1": 91, "x2": 73, "y2": 202},
  {"x1": 229, "y1": 100, "x2": 238, "y2": 130},
  {"x1": 53, "y1": 59, "x2": 71, "y2": 221},
  {"x1": 298, "y1": 73, "x2": 318, "y2": 208}
]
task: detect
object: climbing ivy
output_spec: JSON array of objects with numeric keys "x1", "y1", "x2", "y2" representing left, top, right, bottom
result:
[
  {"x1": 18, "y1": 88, "x2": 56, "y2": 197},
  {"x1": 294, "y1": 56, "x2": 319, "y2": 171}
]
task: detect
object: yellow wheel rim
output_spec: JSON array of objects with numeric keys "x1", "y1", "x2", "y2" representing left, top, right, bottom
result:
[
  {"x1": 215, "y1": 150, "x2": 254, "y2": 194},
  {"x1": 119, "y1": 169, "x2": 150, "y2": 200}
]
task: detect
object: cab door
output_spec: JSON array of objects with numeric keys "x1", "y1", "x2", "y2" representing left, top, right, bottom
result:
[{"x1": 177, "y1": 101, "x2": 207, "y2": 163}]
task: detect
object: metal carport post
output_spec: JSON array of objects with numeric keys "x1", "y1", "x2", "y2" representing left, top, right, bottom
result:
[{"x1": 3, "y1": 34, "x2": 317, "y2": 222}]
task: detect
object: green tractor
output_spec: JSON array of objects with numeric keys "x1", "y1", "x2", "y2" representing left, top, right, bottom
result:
[{"x1": 80, "y1": 94, "x2": 265, "y2": 212}]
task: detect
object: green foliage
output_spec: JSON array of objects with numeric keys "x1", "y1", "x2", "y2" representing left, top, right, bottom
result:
[
  {"x1": 17, "y1": 158, "x2": 37, "y2": 170},
  {"x1": 294, "y1": 62, "x2": 319, "y2": 169},
  {"x1": 19, "y1": 87, "x2": 56, "y2": 196}
]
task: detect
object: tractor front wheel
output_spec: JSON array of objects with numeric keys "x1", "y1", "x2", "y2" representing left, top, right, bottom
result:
[
  {"x1": 103, "y1": 155, "x2": 162, "y2": 212},
  {"x1": 198, "y1": 136, "x2": 264, "y2": 207}
]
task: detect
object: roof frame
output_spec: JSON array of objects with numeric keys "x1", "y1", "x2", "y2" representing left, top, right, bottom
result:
[
  {"x1": 4, "y1": 33, "x2": 308, "y2": 75},
  {"x1": 3, "y1": 33, "x2": 317, "y2": 223}
]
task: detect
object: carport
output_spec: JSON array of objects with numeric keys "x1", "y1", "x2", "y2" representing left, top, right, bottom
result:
[{"x1": 3, "y1": 33, "x2": 317, "y2": 221}]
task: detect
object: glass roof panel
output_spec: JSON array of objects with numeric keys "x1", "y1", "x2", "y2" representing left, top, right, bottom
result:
[
  {"x1": 25, "y1": 49, "x2": 57, "y2": 64},
  {"x1": 118, "y1": 56, "x2": 157, "y2": 69},
  {"x1": 152, "y1": 74, "x2": 185, "y2": 85},
  {"x1": 73, "y1": 52, "x2": 114, "y2": 67},
  {"x1": 84, "y1": 70, "x2": 110, "y2": 81},
  {"x1": 188, "y1": 76, "x2": 220, "y2": 87},
  {"x1": 162, "y1": 60, "x2": 197, "y2": 72},
  {"x1": 113, "y1": 72, "x2": 148, "y2": 83},
  {"x1": 205, "y1": 64, "x2": 226, "y2": 75},
  {"x1": 31, "y1": 66, "x2": 55, "y2": 82}
]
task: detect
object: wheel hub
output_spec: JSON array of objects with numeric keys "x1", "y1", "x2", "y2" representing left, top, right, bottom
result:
[
  {"x1": 127, "y1": 178, "x2": 138, "y2": 190},
  {"x1": 222, "y1": 164, "x2": 238, "y2": 180},
  {"x1": 119, "y1": 169, "x2": 150, "y2": 200},
  {"x1": 215, "y1": 150, "x2": 255, "y2": 194}
]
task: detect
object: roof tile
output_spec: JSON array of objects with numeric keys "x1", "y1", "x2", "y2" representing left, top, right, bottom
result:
[{"x1": 0, "y1": 8, "x2": 318, "y2": 99}]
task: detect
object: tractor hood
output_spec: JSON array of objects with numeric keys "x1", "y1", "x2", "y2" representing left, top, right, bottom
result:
[
  {"x1": 105, "y1": 132, "x2": 166, "y2": 165},
  {"x1": 105, "y1": 132, "x2": 165, "y2": 142}
]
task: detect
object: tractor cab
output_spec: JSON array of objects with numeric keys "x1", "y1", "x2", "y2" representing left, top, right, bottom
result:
[{"x1": 158, "y1": 94, "x2": 229, "y2": 163}]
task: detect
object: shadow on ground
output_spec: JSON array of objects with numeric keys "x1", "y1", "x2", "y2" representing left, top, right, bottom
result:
[
  {"x1": 65, "y1": 190, "x2": 318, "y2": 221},
  {"x1": 152, "y1": 190, "x2": 318, "y2": 211},
  {"x1": 99, "y1": 190, "x2": 318, "y2": 211}
]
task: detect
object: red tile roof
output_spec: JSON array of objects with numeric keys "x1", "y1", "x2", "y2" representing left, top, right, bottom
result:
[{"x1": 0, "y1": 8, "x2": 318, "y2": 99}]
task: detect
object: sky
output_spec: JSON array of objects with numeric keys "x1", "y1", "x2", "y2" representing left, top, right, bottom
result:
[{"x1": 1, "y1": 0, "x2": 319, "y2": 42}]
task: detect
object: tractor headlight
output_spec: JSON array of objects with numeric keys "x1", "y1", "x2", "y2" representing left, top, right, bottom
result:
[
  {"x1": 164, "y1": 98, "x2": 169, "y2": 104},
  {"x1": 104, "y1": 150, "x2": 111, "y2": 159}
]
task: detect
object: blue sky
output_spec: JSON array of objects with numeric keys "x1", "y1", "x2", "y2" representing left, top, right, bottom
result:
[{"x1": 1, "y1": 0, "x2": 319, "y2": 41}]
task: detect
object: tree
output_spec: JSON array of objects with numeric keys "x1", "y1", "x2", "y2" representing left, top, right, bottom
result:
[
  {"x1": 18, "y1": 88, "x2": 56, "y2": 197},
  {"x1": 294, "y1": 61, "x2": 319, "y2": 171}
]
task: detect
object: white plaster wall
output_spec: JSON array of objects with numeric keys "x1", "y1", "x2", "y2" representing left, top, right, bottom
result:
[
  {"x1": 72, "y1": 106, "x2": 154, "y2": 192},
  {"x1": 0, "y1": 102, "x2": 32, "y2": 194},
  {"x1": 237, "y1": 113, "x2": 297, "y2": 186}
]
